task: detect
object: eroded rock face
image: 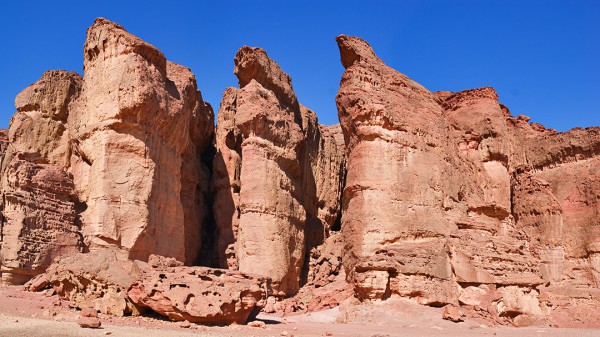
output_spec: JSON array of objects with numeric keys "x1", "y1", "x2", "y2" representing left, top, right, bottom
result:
[
  {"x1": 69, "y1": 18, "x2": 214, "y2": 264},
  {"x1": 274, "y1": 233, "x2": 352, "y2": 314},
  {"x1": 3, "y1": 21, "x2": 599, "y2": 329},
  {"x1": 335, "y1": 34, "x2": 600, "y2": 327},
  {"x1": 0, "y1": 71, "x2": 84, "y2": 285},
  {"x1": 336, "y1": 34, "x2": 455, "y2": 304},
  {"x1": 212, "y1": 46, "x2": 345, "y2": 296},
  {"x1": 1, "y1": 18, "x2": 215, "y2": 284}
]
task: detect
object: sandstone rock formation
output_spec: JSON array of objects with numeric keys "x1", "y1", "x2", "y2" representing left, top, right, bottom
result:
[
  {"x1": 1, "y1": 18, "x2": 215, "y2": 285},
  {"x1": 336, "y1": 34, "x2": 455, "y2": 304},
  {"x1": 25, "y1": 250, "x2": 269, "y2": 324},
  {"x1": 70, "y1": 19, "x2": 214, "y2": 264},
  {"x1": 274, "y1": 233, "x2": 353, "y2": 314},
  {"x1": 2, "y1": 18, "x2": 599, "y2": 329},
  {"x1": 0, "y1": 70, "x2": 84, "y2": 285},
  {"x1": 212, "y1": 46, "x2": 345, "y2": 296},
  {"x1": 335, "y1": 34, "x2": 600, "y2": 327},
  {"x1": 25, "y1": 250, "x2": 145, "y2": 316}
]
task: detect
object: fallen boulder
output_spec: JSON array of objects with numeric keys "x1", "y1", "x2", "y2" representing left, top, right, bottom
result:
[
  {"x1": 26, "y1": 250, "x2": 271, "y2": 325},
  {"x1": 128, "y1": 265, "x2": 269, "y2": 325}
]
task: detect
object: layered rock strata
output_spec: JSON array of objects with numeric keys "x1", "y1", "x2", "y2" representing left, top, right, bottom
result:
[
  {"x1": 0, "y1": 71, "x2": 84, "y2": 284},
  {"x1": 2, "y1": 18, "x2": 599, "y2": 328},
  {"x1": 335, "y1": 34, "x2": 600, "y2": 327},
  {"x1": 212, "y1": 47, "x2": 345, "y2": 296}
]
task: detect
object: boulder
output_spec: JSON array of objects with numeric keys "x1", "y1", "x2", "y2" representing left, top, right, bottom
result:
[
  {"x1": 25, "y1": 249, "x2": 146, "y2": 316},
  {"x1": 128, "y1": 265, "x2": 269, "y2": 325}
]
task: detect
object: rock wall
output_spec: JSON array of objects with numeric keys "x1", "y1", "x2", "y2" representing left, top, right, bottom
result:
[
  {"x1": 1, "y1": 18, "x2": 598, "y2": 328},
  {"x1": 335, "y1": 34, "x2": 600, "y2": 327},
  {"x1": 335, "y1": 35, "x2": 455, "y2": 303},
  {"x1": 0, "y1": 18, "x2": 215, "y2": 285},
  {"x1": 212, "y1": 46, "x2": 345, "y2": 296},
  {"x1": 70, "y1": 19, "x2": 214, "y2": 264},
  {"x1": 0, "y1": 71, "x2": 84, "y2": 284}
]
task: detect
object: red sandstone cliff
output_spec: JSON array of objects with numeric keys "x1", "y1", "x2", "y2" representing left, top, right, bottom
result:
[{"x1": 0, "y1": 19, "x2": 597, "y2": 327}]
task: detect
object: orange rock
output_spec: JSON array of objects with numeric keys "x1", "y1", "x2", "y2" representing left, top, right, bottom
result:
[{"x1": 212, "y1": 45, "x2": 345, "y2": 296}]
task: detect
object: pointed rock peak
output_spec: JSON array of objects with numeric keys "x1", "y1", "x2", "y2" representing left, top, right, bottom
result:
[
  {"x1": 233, "y1": 46, "x2": 298, "y2": 109},
  {"x1": 89, "y1": 17, "x2": 126, "y2": 31},
  {"x1": 336, "y1": 35, "x2": 380, "y2": 68},
  {"x1": 84, "y1": 17, "x2": 166, "y2": 73}
]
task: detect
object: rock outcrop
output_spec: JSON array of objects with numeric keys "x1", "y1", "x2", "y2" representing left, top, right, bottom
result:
[
  {"x1": 1, "y1": 18, "x2": 215, "y2": 285},
  {"x1": 0, "y1": 70, "x2": 84, "y2": 285},
  {"x1": 70, "y1": 19, "x2": 214, "y2": 264},
  {"x1": 336, "y1": 34, "x2": 455, "y2": 304},
  {"x1": 2, "y1": 18, "x2": 599, "y2": 329},
  {"x1": 335, "y1": 34, "x2": 600, "y2": 327},
  {"x1": 212, "y1": 46, "x2": 345, "y2": 296}
]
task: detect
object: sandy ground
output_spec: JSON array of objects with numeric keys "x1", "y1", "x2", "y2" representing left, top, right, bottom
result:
[{"x1": 1, "y1": 286, "x2": 600, "y2": 337}]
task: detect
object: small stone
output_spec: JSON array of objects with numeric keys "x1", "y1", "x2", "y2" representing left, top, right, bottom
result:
[
  {"x1": 179, "y1": 320, "x2": 191, "y2": 328},
  {"x1": 281, "y1": 331, "x2": 288, "y2": 336},
  {"x1": 442, "y1": 305, "x2": 465, "y2": 323},
  {"x1": 248, "y1": 321, "x2": 266, "y2": 328},
  {"x1": 77, "y1": 316, "x2": 101, "y2": 328}
]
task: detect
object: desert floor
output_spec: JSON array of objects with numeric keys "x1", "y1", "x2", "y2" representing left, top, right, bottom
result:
[{"x1": 1, "y1": 286, "x2": 599, "y2": 337}]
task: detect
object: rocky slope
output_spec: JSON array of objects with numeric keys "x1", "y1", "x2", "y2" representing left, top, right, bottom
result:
[{"x1": 0, "y1": 19, "x2": 598, "y2": 327}]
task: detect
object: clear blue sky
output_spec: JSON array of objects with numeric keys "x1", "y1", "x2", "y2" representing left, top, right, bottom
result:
[{"x1": 1, "y1": 0, "x2": 598, "y2": 131}]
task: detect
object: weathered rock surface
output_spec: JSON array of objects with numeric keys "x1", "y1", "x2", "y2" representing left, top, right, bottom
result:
[
  {"x1": 0, "y1": 70, "x2": 84, "y2": 285},
  {"x1": 336, "y1": 34, "x2": 455, "y2": 304},
  {"x1": 3, "y1": 19, "x2": 599, "y2": 329},
  {"x1": 335, "y1": 34, "x2": 600, "y2": 327},
  {"x1": 70, "y1": 18, "x2": 214, "y2": 264},
  {"x1": 128, "y1": 265, "x2": 269, "y2": 324},
  {"x1": 274, "y1": 233, "x2": 352, "y2": 314},
  {"x1": 1, "y1": 18, "x2": 215, "y2": 285},
  {"x1": 212, "y1": 46, "x2": 345, "y2": 296},
  {"x1": 24, "y1": 249, "x2": 146, "y2": 315},
  {"x1": 25, "y1": 249, "x2": 269, "y2": 324}
]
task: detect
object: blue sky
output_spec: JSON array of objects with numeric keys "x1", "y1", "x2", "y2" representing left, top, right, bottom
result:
[{"x1": 0, "y1": 0, "x2": 598, "y2": 131}]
